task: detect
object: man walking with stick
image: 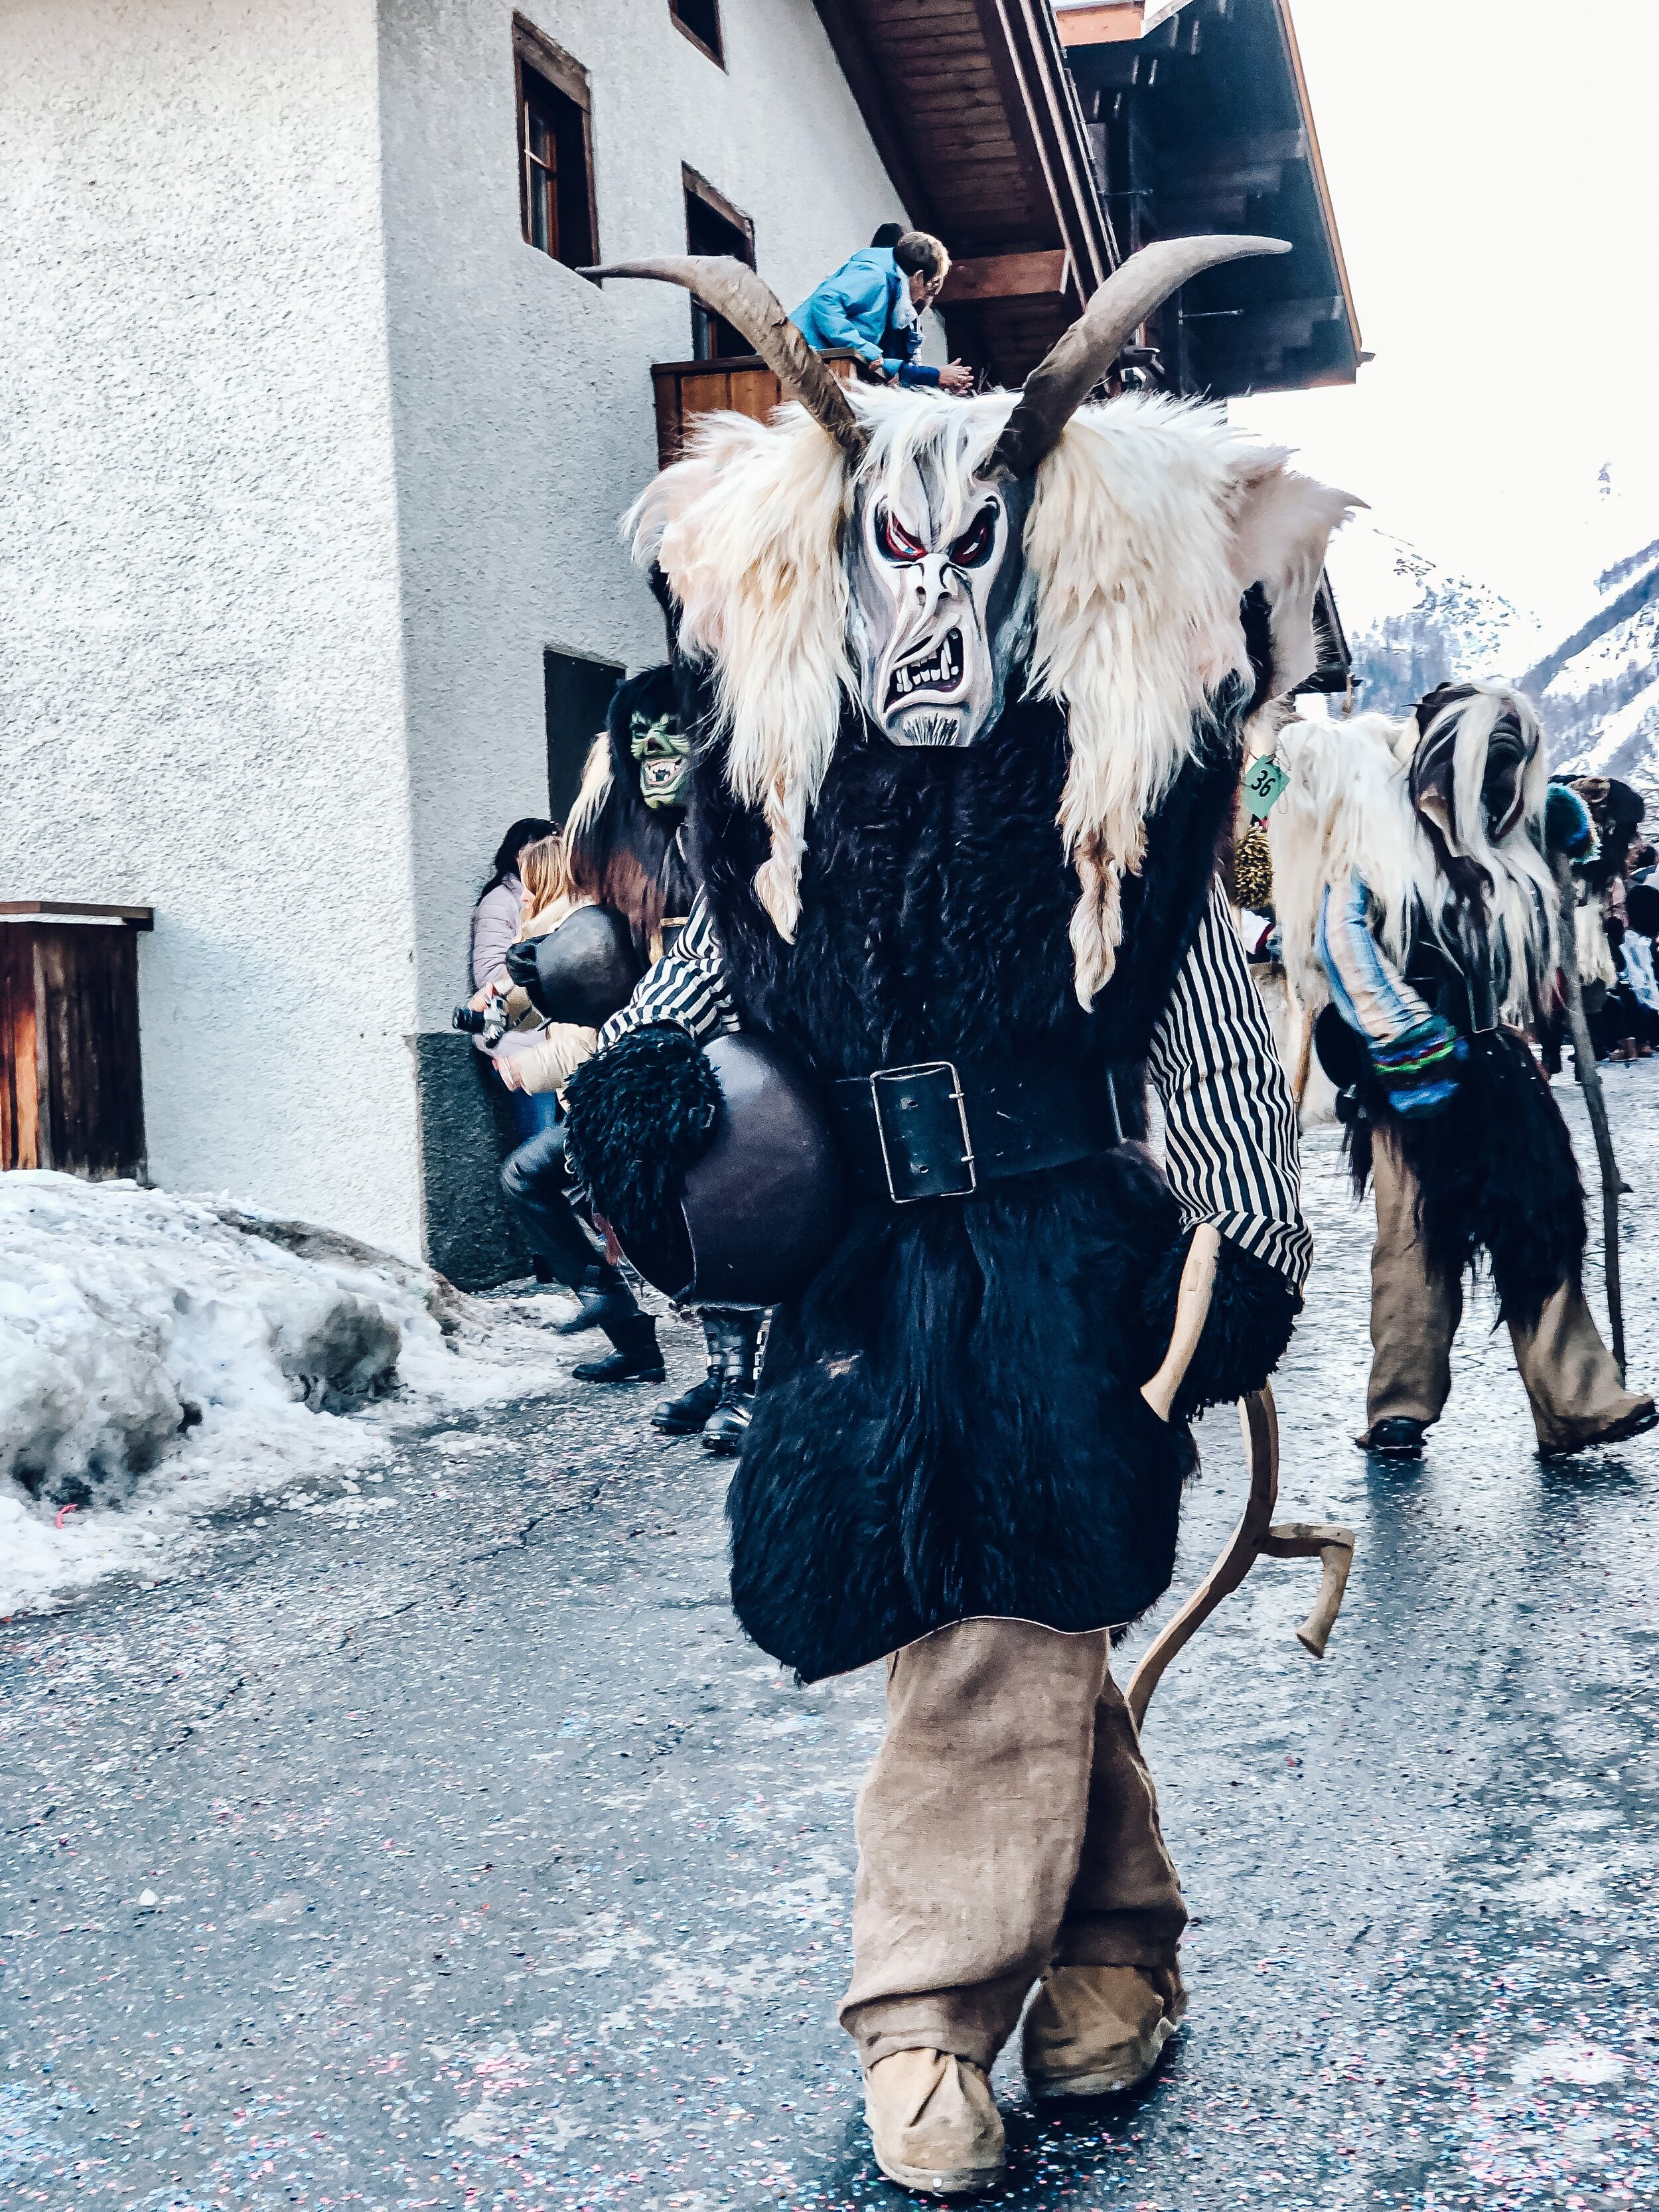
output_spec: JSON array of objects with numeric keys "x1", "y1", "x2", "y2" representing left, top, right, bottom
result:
[{"x1": 1271, "y1": 683, "x2": 1655, "y2": 1461}]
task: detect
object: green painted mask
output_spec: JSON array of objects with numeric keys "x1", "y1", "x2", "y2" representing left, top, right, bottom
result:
[{"x1": 630, "y1": 710, "x2": 691, "y2": 810}]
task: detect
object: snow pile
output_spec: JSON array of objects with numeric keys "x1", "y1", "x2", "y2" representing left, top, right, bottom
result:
[{"x1": 0, "y1": 1173, "x2": 572, "y2": 1615}]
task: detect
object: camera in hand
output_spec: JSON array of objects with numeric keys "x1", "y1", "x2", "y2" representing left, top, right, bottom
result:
[{"x1": 452, "y1": 995, "x2": 509, "y2": 1047}]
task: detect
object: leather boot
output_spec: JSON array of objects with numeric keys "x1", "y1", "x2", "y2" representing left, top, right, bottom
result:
[
  {"x1": 653, "y1": 1312, "x2": 730, "y2": 1435},
  {"x1": 652, "y1": 1367, "x2": 723, "y2": 1436},
  {"x1": 1023, "y1": 1962, "x2": 1187, "y2": 2099},
  {"x1": 571, "y1": 1313, "x2": 665, "y2": 1384},
  {"x1": 555, "y1": 1265, "x2": 634, "y2": 1337},
  {"x1": 701, "y1": 1307, "x2": 762, "y2": 1457},
  {"x1": 862, "y1": 2049, "x2": 1005, "y2": 2197}
]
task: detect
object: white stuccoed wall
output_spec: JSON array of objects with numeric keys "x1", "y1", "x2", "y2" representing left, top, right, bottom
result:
[
  {"x1": 1, "y1": 0, "x2": 914, "y2": 1260},
  {"x1": 0, "y1": 0, "x2": 422, "y2": 1252},
  {"x1": 378, "y1": 0, "x2": 916, "y2": 1033}
]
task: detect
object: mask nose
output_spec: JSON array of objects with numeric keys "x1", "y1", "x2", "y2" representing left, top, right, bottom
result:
[{"x1": 911, "y1": 552, "x2": 958, "y2": 626}]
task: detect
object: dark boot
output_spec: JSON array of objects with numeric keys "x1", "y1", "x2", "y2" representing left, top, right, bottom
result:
[
  {"x1": 1357, "y1": 1416, "x2": 1427, "y2": 1459},
  {"x1": 652, "y1": 1372, "x2": 723, "y2": 1435},
  {"x1": 572, "y1": 1313, "x2": 666, "y2": 1385},
  {"x1": 555, "y1": 1265, "x2": 635, "y2": 1337},
  {"x1": 652, "y1": 1318, "x2": 725, "y2": 1436},
  {"x1": 701, "y1": 1307, "x2": 763, "y2": 1457}
]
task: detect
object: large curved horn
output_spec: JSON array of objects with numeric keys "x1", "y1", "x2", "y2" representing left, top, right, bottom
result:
[
  {"x1": 989, "y1": 234, "x2": 1292, "y2": 479},
  {"x1": 580, "y1": 254, "x2": 868, "y2": 461}
]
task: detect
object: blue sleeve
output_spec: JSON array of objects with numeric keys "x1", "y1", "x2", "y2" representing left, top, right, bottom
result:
[
  {"x1": 1315, "y1": 873, "x2": 1433, "y2": 1050},
  {"x1": 897, "y1": 362, "x2": 942, "y2": 387},
  {"x1": 796, "y1": 269, "x2": 885, "y2": 363}
]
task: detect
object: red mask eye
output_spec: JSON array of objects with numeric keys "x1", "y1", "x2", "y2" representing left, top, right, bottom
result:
[
  {"x1": 877, "y1": 508, "x2": 927, "y2": 563},
  {"x1": 949, "y1": 506, "x2": 998, "y2": 568}
]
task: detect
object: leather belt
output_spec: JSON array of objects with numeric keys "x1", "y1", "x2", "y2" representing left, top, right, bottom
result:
[{"x1": 830, "y1": 1059, "x2": 1111, "y2": 1205}]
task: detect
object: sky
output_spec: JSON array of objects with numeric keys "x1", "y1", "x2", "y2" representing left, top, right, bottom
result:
[{"x1": 1228, "y1": 0, "x2": 1659, "y2": 647}]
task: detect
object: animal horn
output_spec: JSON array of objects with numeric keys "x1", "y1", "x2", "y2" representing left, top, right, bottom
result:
[
  {"x1": 989, "y1": 235, "x2": 1293, "y2": 479},
  {"x1": 580, "y1": 254, "x2": 869, "y2": 460}
]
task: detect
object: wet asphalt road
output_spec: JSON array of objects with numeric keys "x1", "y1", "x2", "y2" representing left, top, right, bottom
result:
[{"x1": 5, "y1": 1067, "x2": 1659, "y2": 2212}]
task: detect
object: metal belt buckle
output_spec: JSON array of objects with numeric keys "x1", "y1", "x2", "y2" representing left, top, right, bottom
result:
[{"x1": 869, "y1": 1060, "x2": 977, "y2": 1203}]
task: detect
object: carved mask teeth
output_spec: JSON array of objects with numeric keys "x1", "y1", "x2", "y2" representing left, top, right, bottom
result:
[{"x1": 886, "y1": 627, "x2": 964, "y2": 707}]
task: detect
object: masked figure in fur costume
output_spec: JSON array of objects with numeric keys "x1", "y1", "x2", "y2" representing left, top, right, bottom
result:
[
  {"x1": 563, "y1": 239, "x2": 1352, "y2": 2195},
  {"x1": 556, "y1": 664, "x2": 766, "y2": 1445},
  {"x1": 1272, "y1": 682, "x2": 1656, "y2": 1462}
]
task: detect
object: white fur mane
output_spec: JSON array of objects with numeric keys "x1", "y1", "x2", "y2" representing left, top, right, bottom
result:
[
  {"x1": 628, "y1": 385, "x2": 1352, "y2": 1001},
  {"x1": 1270, "y1": 686, "x2": 1557, "y2": 1024}
]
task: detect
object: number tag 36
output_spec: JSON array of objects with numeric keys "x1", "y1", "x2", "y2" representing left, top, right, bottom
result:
[{"x1": 1243, "y1": 757, "x2": 1289, "y2": 824}]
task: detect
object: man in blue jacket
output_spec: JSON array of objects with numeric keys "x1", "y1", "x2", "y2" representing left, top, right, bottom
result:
[{"x1": 794, "y1": 230, "x2": 974, "y2": 394}]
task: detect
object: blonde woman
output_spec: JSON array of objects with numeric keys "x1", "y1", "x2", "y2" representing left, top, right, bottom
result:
[
  {"x1": 493, "y1": 832, "x2": 601, "y2": 1111},
  {"x1": 496, "y1": 832, "x2": 661, "y2": 1385}
]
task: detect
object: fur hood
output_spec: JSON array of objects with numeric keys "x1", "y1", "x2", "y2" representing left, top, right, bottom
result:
[{"x1": 626, "y1": 385, "x2": 1352, "y2": 1001}]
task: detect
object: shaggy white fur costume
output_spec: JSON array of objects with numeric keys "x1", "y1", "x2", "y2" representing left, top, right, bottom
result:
[
  {"x1": 627, "y1": 387, "x2": 1352, "y2": 1003},
  {"x1": 1270, "y1": 686, "x2": 1558, "y2": 1027}
]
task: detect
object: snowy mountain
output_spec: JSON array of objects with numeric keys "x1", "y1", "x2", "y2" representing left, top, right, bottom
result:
[
  {"x1": 1330, "y1": 517, "x2": 1541, "y2": 715},
  {"x1": 1336, "y1": 520, "x2": 1659, "y2": 808},
  {"x1": 1526, "y1": 553, "x2": 1659, "y2": 806}
]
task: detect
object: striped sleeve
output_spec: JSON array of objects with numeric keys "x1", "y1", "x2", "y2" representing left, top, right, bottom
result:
[
  {"x1": 1146, "y1": 880, "x2": 1313, "y2": 1290},
  {"x1": 1315, "y1": 870, "x2": 1432, "y2": 1051},
  {"x1": 595, "y1": 890, "x2": 739, "y2": 1051}
]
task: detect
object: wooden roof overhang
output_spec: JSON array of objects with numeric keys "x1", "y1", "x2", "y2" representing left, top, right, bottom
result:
[
  {"x1": 1058, "y1": 0, "x2": 1363, "y2": 396},
  {"x1": 810, "y1": 0, "x2": 1119, "y2": 386}
]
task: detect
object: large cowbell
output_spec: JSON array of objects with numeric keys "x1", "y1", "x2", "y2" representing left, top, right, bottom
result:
[{"x1": 846, "y1": 457, "x2": 1033, "y2": 750}]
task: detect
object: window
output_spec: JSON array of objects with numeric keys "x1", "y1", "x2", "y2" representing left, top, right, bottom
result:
[
  {"x1": 545, "y1": 650, "x2": 623, "y2": 822},
  {"x1": 514, "y1": 17, "x2": 597, "y2": 269},
  {"x1": 669, "y1": 0, "x2": 724, "y2": 68},
  {"x1": 683, "y1": 166, "x2": 754, "y2": 359}
]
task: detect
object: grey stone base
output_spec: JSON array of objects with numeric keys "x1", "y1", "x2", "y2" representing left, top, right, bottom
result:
[{"x1": 409, "y1": 1030, "x2": 530, "y2": 1291}]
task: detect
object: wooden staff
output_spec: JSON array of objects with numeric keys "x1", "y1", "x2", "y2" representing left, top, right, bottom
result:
[
  {"x1": 1553, "y1": 856, "x2": 1626, "y2": 1379},
  {"x1": 1128, "y1": 1229, "x2": 1355, "y2": 1730},
  {"x1": 1127, "y1": 1386, "x2": 1353, "y2": 1728},
  {"x1": 1291, "y1": 1001, "x2": 1315, "y2": 1116}
]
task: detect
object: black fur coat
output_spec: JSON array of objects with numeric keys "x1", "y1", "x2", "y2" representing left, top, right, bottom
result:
[
  {"x1": 676, "y1": 680, "x2": 1294, "y2": 1680},
  {"x1": 1336, "y1": 1029, "x2": 1587, "y2": 1334}
]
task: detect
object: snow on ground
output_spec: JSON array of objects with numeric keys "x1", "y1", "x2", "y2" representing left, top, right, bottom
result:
[{"x1": 0, "y1": 1173, "x2": 577, "y2": 1618}]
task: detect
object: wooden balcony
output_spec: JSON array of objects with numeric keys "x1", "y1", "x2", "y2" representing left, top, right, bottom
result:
[{"x1": 650, "y1": 348, "x2": 863, "y2": 470}]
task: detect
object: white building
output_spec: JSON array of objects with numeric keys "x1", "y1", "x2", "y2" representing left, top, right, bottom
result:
[
  {"x1": 1, "y1": 0, "x2": 922, "y2": 1280},
  {"x1": 10, "y1": 0, "x2": 1346, "y2": 1284}
]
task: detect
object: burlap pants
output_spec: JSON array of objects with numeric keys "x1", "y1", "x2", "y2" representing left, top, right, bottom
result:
[
  {"x1": 1368, "y1": 1128, "x2": 1643, "y2": 1451},
  {"x1": 837, "y1": 1617, "x2": 1187, "y2": 2074}
]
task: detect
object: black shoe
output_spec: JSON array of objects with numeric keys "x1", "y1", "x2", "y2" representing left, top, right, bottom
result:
[
  {"x1": 652, "y1": 1372, "x2": 723, "y2": 1436},
  {"x1": 701, "y1": 1386, "x2": 754, "y2": 1457},
  {"x1": 697, "y1": 1306, "x2": 762, "y2": 1457},
  {"x1": 1358, "y1": 1416, "x2": 1426, "y2": 1458},
  {"x1": 571, "y1": 1316, "x2": 665, "y2": 1384},
  {"x1": 555, "y1": 1267, "x2": 635, "y2": 1337}
]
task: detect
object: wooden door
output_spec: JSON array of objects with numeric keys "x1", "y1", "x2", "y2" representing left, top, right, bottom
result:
[{"x1": 0, "y1": 922, "x2": 146, "y2": 1179}]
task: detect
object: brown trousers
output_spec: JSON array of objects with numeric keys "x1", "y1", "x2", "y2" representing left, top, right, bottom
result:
[
  {"x1": 1368, "y1": 1128, "x2": 1642, "y2": 1451},
  {"x1": 838, "y1": 1617, "x2": 1187, "y2": 2074}
]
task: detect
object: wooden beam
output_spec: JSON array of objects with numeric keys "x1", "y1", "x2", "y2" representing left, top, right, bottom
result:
[
  {"x1": 971, "y1": 0, "x2": 1116, "y2": 290},
  {"x1": 938, "y1": 248, "x2": 1068, "y2": 303},
  {"x1": 808, "y1": 0, "x2": 938, "y2": 232},
  {"x1": 0, "y1": 901, "x2": 154, "y2": 929},
  {"x1": 1268, "y1": 0, "x2": 1362, "y2": 360},
  {"x1": 1053, "y1": 2, "x2": 1144, "y2": 44}
]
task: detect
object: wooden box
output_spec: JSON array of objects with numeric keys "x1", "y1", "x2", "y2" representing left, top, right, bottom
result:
[
  {"x1": 650, "y1": 348, "x2": 863, "y2": 469},
  {"x1": 0, "y1": 903, "x2": 153, "y2": 1181}
]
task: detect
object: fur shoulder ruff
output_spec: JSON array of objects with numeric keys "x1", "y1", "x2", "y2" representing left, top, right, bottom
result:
[{"x1": 628, "y1": 387, "x2": 1353, "y2": 1000}]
